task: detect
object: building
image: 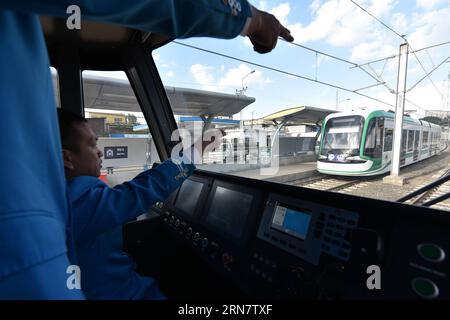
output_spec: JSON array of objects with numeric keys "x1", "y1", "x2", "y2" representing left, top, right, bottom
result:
[{"x1": 88, "y1": 112, "x2": 129, "y2": 125}]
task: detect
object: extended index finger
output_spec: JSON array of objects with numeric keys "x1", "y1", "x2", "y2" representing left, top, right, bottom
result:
[{"x1": 280, "y1": 26, "x2": 294, "y2": 42}]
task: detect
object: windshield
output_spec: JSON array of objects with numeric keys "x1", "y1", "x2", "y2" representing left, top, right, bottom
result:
[
  {"x1": 321, "y1": 116, "x2": 363, "y2": 156},
  {"x1": 152, "y1": 12, "x2": 450, "y2": 211}
]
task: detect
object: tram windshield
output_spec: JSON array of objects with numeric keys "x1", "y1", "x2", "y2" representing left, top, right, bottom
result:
[{"x1": 321, "y1": 116, "x2": 363, "y2": 157}]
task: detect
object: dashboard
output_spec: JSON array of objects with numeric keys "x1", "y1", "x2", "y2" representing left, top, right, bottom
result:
[{"x1": 145, "y1": 171, "x2": 450, "y2": 300}]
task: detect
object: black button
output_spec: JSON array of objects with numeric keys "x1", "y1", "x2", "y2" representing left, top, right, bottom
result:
[
  {"x1": 316, "y1": 222, "x2": 325, "y2": 229},
  {"x1": 314, "y1": 230, "x2": 322, "y2": 238},
  {"x1": 329, "y1": 216, "x2": 337, "y2": 220}
]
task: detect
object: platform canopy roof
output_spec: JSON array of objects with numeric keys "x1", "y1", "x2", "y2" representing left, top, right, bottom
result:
[
  {"x1": 81, "y1": 74, "x2": 255, "y2": 117},
  {"x1": 262, "y1": 106, "x2": 335, "y2": 126}
]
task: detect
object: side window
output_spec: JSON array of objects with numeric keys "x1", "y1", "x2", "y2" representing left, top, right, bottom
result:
[
  {"x1": 401, "y1": 130, "x2": 407, "y2": 153},
  {"x1": 384, "y1": 128, "x2": 393, "y2": 152},
  {"x1": 414, "y1": 131, "x2": 420, "y2": 150},
  {"x1": 364, "y1": 118, "x2": 383, "y2": 158},
  {"x1": 422, "y1": 131, "x2": 429, "y2": 148},
  {"x1": 364, "y1": 119, "x2": 376, "y2": 157},
  {"x1": 407, "y1": 130, "x2": 414, "y2": 152},
  {"x1": 82, "y1": 71, "x2": 160, "y2": 186},
  {"x1": 375, "y1": 119, "x2": 384, "y2": 158}
]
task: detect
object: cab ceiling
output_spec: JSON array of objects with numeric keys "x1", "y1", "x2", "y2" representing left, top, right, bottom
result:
[{"x1": 40, "y1": 16, "x2": 171, "y2": 69}]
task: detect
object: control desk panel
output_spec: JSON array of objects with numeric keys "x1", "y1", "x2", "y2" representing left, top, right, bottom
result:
[{"x1": 151, "y1": 171, "x2": 450, "y2": 300}]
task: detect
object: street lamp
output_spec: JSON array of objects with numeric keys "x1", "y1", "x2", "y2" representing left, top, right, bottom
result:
[
  {"x1": 337, "y1": 98, "x2": 351, "y2": 110},
  {"x1": 236, "y1": 69, "x2": 255, "y2": 96}
]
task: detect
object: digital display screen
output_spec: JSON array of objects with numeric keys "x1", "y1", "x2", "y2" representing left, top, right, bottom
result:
[
  {"x1": 206, "y1": 186, "x2": 253, "y2": 239},
  {"x1": 174, "y1": 179, "x2": 204, "y2": 216},
  {"x1": 271, "y1": 205, "x2": 312, "y2": 240}
]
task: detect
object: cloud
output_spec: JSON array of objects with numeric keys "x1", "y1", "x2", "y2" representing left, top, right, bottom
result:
[
  {"x1": 269, "y1": 3, "x2": 291, "y2": 26},
  {"x1": 152, "y1": 52, "x2": 160, "y2": 62},
  {"x1": 242, "y1": 36, "x2": 253, "y2": 47},
  {"x1": 391, "y1": 12, "x2": 408, "y2": 33},
  {"x1": 288, "y1": 0, "x2": 398, "y2": 55},
  {"x1": 350, "y1": 41, "x2": 397, "y2": 62},
  {"x1": 218, "y1": 64, "x2": 270, "y2": 88},
  {"x1": 166, "y1": 71, "x2": 175, "y2": 78},
  {"x1": 310, "y1": 0, "x2": 322, "y2": 13},
  {"x1": 190, "y1": 64, "x2": 217, "y2": 90},
  {"x1": 407, "y1": 80, "x2": 448, "y2": 111},
  {"x1": 258, "y1": 1, "x2": 268, "y2": 11},
  {"x1": 408, "y1": 7, "x2": 450, "y2": 49},
  {"x1": 416, "y1": 0, "x2": 448, "y2": 10}
]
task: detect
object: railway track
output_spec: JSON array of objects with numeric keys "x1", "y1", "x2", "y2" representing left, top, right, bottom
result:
[
  {"x1": 289, "y1": 175, "x2": 369, "y2": 192},
  {"x1": 406, "y1": 168, "x2": 450, "y2": 211}
]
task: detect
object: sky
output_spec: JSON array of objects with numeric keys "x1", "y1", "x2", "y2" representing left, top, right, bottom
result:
[{"x1": 93, "y1": 0, "x2": 450, "y2": 121}]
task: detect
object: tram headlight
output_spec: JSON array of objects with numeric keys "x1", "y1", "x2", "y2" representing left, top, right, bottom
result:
[{"x1": 346, "y1": 156, "x2": 361, "y2": 161}]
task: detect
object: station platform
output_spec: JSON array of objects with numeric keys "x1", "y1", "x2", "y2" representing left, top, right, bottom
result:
[{"x1": 232, "y1": 161, "x2": 318, "y2": 183}]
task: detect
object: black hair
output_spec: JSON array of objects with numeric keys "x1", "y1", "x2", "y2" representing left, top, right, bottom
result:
[{"x1": 57, "y1": 108, "x2": 87, "y2": 152}]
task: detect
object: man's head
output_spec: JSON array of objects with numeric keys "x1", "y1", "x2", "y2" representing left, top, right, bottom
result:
[{"x1": 57, "y1": 109, "x2": 103, "y2": 179}]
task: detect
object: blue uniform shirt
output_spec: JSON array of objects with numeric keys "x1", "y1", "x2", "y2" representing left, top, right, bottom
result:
[
  {"x1": 0, "y1": 0, "x2": 250, "y2": 299},
  {"x1": 68, "y1": 160, "x2": 194, "y2": 299}
]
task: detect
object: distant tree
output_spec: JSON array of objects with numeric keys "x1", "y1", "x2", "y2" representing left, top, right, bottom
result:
[
  {"x1": 421, "y1": 116, "x2": 444, "y2": 125},
  {"x1": 126, "y1": 114, "x2": 138, "y2": 125}
]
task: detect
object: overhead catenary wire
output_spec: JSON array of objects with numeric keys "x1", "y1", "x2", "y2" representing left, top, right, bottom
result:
[
  {"x1": 408, "y1": 44, "x2": 446, "y2": 102},
  {"x1": 172, "y1": 40, "x2": 395, "y2": 107},
  {"x1": 349, "y1": 0, "x2": 405, "y2": 40},
  {"x1": 281, "y1": 38, "x2": 389, "y2": 87},
  {"x1": 407, "y1": 56, "x2": 450, "y2": 92},
  {"x1": 349, "y1": 0, "x2": 448, "y2": 107},
  {"x1": 352, "y1": 41, "x2": 450, "y2": 69},
  {"x1": 405, "y1": 98, "x2": 427, "y2": 112}
]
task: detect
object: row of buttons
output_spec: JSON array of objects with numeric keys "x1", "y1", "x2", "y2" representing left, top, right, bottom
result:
[
  {"x1": 262, "y1": 233, "x2": 307, "y2": 255},
  {"x1": 326, "y1": 214, "x2": 357, "y2": 226},
  {"x1": 163, "y1": 212, "x2": 221, "y2": 260}
]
